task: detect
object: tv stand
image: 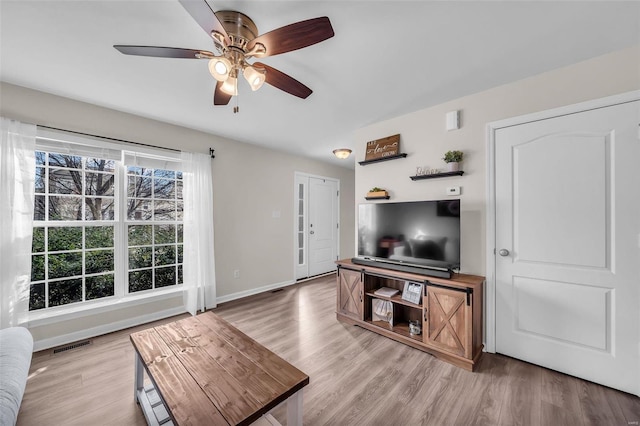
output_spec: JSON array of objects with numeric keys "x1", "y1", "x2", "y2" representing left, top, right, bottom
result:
[
  {"x1": 351, "y1": 257, "x2": 452, "y2": 279},
  {"x1": 336, "y1": 258, "x2": 484, "y2": 371}
]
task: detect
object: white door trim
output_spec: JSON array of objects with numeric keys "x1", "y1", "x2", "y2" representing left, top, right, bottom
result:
[
  {"x1": 293, "y1": 172, "x2": 340, "y2": 281},
  {"x1": 485, "y1": 89, "x2": 640, "y2": 353}
]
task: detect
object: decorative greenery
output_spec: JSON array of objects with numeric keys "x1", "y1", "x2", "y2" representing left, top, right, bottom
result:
[
  {"x1": 369, "y1": 187, "x2": 386, "y2": 192},
  {"x1": 442, "y1": 150, "x2": 464, "y2": 163}
]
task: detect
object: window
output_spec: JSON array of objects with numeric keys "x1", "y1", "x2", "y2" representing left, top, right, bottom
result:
[
  {"x1": 126, "y1": 167, "x2": 183, "y2": 293},
  {"x1": 29, "y1": 144, "x2": 183, "y2": 312}
]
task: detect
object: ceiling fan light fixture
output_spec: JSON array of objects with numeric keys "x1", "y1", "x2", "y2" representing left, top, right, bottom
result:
[
  {"x1": 243, "y1": 65, "x2": 266, "y2": 91},
  {"x1": 333, "y1": 149, "x2": 352, "y2": 159},
  {"x1": 209, "y1": 57, "x2": 232, "y2": 82},
  {"x1": 220, "y1": 75, "x2": 238, "y2": 96}
]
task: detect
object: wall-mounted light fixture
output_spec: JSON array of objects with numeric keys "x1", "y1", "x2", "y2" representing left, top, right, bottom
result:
[{"x1": 333, "y1": 148, "x2": 352, "y2": 159}]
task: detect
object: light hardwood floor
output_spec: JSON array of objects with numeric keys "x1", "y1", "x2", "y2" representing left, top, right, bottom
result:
[{"x1": 17, "y1": 274, "x2": 640, "y2": 425}]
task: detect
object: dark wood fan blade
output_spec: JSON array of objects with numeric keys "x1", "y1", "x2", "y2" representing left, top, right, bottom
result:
[
  {"x1": 114, "y1": 45, "x2": 213, "y2": 59},
  {"x1": 214, "y1": 81, "x2": 232, "y2": 105},
  {"x1": 254, "y1": 62, "x2": 312, "y2": 99},
  {"x1": 247, "y1": 17, "x2": 334, "y2": 58},
  {"x1": 178, "y1": 0, "x2": 230, "y2": 45}
]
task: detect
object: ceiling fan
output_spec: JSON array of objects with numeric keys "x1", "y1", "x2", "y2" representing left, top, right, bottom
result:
[{"x1": 114, "y1": 0, "x2": 334, "y2": 108}]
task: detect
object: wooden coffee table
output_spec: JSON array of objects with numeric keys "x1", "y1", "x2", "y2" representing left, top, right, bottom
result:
[{"x1": 130, "y1": 312, "x2": 309, "y2": 425}]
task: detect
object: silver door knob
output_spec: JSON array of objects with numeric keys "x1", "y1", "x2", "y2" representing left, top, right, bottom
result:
[
  {"x1": 310, "y1": 231, "x2": 314, "y2": 235},
  {"x1": 498, "y1": 249, "x2": 510, "y2": 256}
]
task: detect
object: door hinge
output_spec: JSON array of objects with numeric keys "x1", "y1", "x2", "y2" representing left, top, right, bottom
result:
[
  {"x1": 337, "y1": 190, "x2": 339, "y2": 197},
  {"x1": 337, "y1": 223, "x2": 339, "y2": 229}
]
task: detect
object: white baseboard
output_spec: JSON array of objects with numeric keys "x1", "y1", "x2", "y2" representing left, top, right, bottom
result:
[
  {"x1": 33, "y1": 306, "x2": 186, "y2": 352},
  {"x1": 214, "y1": 279, "x2": 296, "y2": 305}
]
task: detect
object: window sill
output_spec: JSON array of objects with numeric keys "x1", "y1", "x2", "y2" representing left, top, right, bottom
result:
[{"x1": 26, "y1": 286, "x2": 183, "y2": 328}]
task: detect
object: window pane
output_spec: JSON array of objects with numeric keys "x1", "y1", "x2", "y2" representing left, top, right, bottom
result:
[
  {"x1": 128, "y1": 176, "x2": 152, "y2": 198},
  {"x1": 85, "y1": 172, "x2": 114, "y2": 196},
  {"x1": 49, "y1": 196, "x2": 82, "y2": 220},
  {"x1": 48, "y1": 226, "x2": 82, "y2": 251},
  {"x1": 154, "y1": 200, "x2": 175, "y2": 220},
  {"x1": 49, "y1": 169, "x2": 81, "y2": 194},
  {"x1": 177, "y1": 265, "x2": 183, "y2": 284},
  {"x1": 35, "y1": 151, "x2": 46, "y2": 166},
  {"x1": 29, "y1": 283, "x2": 45, "y2": 310},
  {"x1": 154, "y1": 246, "x2": 176, "y2": 266},
  {"x1": 176, "y1": 171, "x2": 183, "y2": 180},
  {"x1": 128, "y1": 199, "x2": 152, "y2": 220},
  {"x1": 129, "y1": 246, "x2": 152, "y2": 269},
  {"x1": 129, "y1": 270, "x2": 152, "y2": 293},
  {"x1": 48, "y1": 153, "x2": 81, "y2": 168},
  {"x1": 86, "y1": 274, "x2": 114, "y2": 300},
  {"x1": 154, "y1": 225, "x2": 175, "y2": 244},
  {"x1": 154, "y1": 179, "x2": 175, "y2": 199},
  {"x1": 85, "y1": 158, "x2": 115, "y2": 172},
  {"x1": 31, "y1": 255, "x2": 45, "y2": 281},
  {"x1": 127, "y1": 166, "x2": 152, "y2": 177},
  {"x1": 85, "y1": 198, "x2": 115, "y2": 220},
  {"x1": 48, "y1": 252, "x2": 82, "y2": 279},
  {"x1": 176, "y1": 181, "x2": 183, "y2": 199},
  {"x1": 177, "y1": 224, "x2": 183, "y2": 243},
  {"x1": 86, "y1": 250, "x2": 114, "y2": 275},
  {"x1": 86, "y1": 226, "x2": 114, "y2": 249},
  {"x1": 154, "y1": 169, "x2": 175, "y2": 179},
  {"x1": 49, "y1": 278, "x2": 82, "y2": 307},
  {"x1": 34, "y1": 195, "x2": 45, "y2": 220},
  {"x1": 176, "y1": 201, "x2": 183, "y2": 221},
  {"x1": 155, "y1": 267, "x2": 176, "y2": 288},
  {"x1": 177, "y1": 244, "x2": 183, "y2": 264},
  {"x1": 32, "y1": 227, "x2": 45, "y2": 252},
  {"x1": 35, "y1": 167, "x2": 45, "y2": 193},
  {"x1": 128, "y1": 225, "x2": 152, "y2": 246}
]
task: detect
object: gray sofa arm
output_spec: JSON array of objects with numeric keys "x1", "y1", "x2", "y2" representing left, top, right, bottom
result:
[{"x1": 0, "y1": 327, "x2": 33, "y2": 426}]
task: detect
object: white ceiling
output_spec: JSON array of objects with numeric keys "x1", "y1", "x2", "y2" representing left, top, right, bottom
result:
[{"x1": 1, "y1": 1, "x2": 638, "y2": 169}]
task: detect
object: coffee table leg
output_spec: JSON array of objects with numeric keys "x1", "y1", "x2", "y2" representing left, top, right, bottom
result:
[
  {"x1": 134, "y1": 351, "x2": 144, "y2": 404},
  {"x1": 286, "y1": 389, "x2": 303, "y2": 426}
]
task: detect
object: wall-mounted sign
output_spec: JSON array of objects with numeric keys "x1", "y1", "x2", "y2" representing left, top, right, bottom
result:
[{"x1": 365, "y1": 134, "x2": 400, "y2": 161}]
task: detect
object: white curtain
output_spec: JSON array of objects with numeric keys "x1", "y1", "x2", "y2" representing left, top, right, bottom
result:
[
  {"x1": 0, "y1": 118, "x2": 36, "y2": 329},
  {"x1": 181, "y1": 151, "x2": 216, "y2": 315}
]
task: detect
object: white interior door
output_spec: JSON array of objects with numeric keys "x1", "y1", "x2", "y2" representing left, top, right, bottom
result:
[
  {"x1": 494, "y1": 100, "x2": 640, "y2": 395},
  {"x1": 294, "y1": 174, "x2": 339, "y2": 280},
  {"x1": 308, "y1": 177, "x2": 338, "y2": 277}
]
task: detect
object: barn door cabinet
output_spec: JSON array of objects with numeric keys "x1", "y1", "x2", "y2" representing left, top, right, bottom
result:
[
  {"x1": 336, "y1": 259, "x2": 484, "y2": 371},
  {"x1": 337, "y1": 266, "x2": 364, "y2": 321}
]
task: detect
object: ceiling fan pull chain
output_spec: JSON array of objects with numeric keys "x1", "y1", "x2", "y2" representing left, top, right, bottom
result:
[{"x1": 233, "y1": 96, "x2": 240, "y2": 114}]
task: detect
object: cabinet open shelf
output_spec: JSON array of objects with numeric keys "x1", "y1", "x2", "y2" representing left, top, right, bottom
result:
[
  {"x1": 365, "y1": 291, "x2": 421, "y2": 309},
  {"x1": 358, "y1": 153, "x2": 407, "y2": 166},
  {"x1": 410, "y1": 171, "x2": 464, "y2": 180},
  {"x1": 367, "y1": 320, "x2": 422, "y2": 342}
]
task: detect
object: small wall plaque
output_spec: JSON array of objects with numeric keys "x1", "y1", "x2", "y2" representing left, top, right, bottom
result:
[{"x1": 365, "y1": 134, "x2": 400, "y2": 161}]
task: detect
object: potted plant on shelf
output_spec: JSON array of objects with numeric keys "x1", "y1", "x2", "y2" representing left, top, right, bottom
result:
[
  {"x1": 367, "y1": 187, "x2": 388, "y2": 198},
  {"x1": 442, "y1": 150, "x2": 464, "y2": 172}
]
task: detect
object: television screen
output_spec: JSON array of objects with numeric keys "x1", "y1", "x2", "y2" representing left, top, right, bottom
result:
[{"x1": 357, "y1": 199, "x2": 460, "y2": 271}]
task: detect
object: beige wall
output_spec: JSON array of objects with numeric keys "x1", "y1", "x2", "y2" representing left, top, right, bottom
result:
[
  {"x1": 0, "y1": 82, "x2": 355, "y2": 346},
  {"x1": 355, "y1": 45, "x2": 640, "y2": 276}
]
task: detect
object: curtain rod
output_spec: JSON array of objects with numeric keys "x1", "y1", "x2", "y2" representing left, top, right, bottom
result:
[{"x1": 38, "y1": 124, "x2": 181, "y2": 153}]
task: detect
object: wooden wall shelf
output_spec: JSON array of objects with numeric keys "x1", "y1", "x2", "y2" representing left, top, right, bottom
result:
[
  {"x1": 365, "y1": 196, "x2": 390, "y2": 200},
  {"x1": 410, "y1": 171, "x2": 464, "y2": 180},
  {"x1": 358, "y1": 153, "x2": 407, "y2": 166}
]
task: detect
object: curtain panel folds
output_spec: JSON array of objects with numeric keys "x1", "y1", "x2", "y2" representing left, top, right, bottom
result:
[
  {"x1": 0, "y1": 118, "x2": 36, "y2": 329},
  {"x1": 181, "y1": 152, "x2": 216, "y2": 315}
]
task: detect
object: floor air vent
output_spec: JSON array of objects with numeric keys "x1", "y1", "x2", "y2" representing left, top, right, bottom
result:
[{"x1": 53, "y1": 339, "x2": 92, "y2": 354}]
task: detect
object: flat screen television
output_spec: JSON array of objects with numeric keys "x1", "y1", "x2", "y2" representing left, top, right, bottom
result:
[{"x1": 354, "y1": 199, "x2": 460, "y2": 277}]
